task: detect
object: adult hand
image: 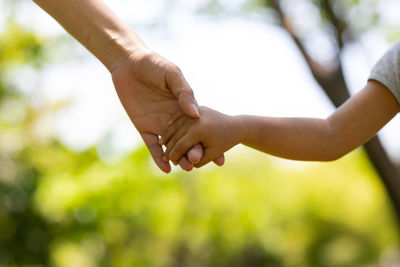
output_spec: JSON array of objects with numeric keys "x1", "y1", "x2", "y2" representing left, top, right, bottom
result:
[
  {"x1": 111, "y1": 50, "x2": 224, "y2": 173},
  {"x1": 33, "y1": 0, "x2": 224, "y2": 172}
]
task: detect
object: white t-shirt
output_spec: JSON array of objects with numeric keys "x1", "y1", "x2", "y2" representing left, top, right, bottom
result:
[{"x1": 369, "y1": 42, "x2": 400, "y2": 105}]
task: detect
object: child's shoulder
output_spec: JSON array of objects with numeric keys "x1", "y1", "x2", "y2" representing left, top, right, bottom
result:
[{"x1": 369, "y1": 41, "x2": 400, "y2": 105}]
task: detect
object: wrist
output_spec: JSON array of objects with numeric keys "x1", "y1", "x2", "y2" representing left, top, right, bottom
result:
[
  {"x1": 105, "y1": 32, "x2": 151, "y2": 73},
  {"x1": 229, "y1": 115, "x2": 247, "y2": 145}
]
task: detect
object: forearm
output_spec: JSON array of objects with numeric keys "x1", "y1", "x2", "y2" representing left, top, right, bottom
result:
[
  {"x1": 233, "y1": 81, "x2": 400, "y2": 162},
  {"x1": 235, "y1": 115, "x2": 341, "y2": 161},
  {"x1": 34, "y1": 0, "x2": 147, "y2": 72}
]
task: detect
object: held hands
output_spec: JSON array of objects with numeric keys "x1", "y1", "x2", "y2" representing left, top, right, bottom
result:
[
  {"x1": 160, "y1": 107, "x2": 240, "y2": 167},
  {"x1": 111, "y1": 50, "x2": 224, "y2": 172},
  {"x1": 33, "y1": 0, "x2": 224, "y2": 172}
]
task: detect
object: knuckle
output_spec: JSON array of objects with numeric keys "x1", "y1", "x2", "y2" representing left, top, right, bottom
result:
[
  {"x1": 169, "y1": 65, "x2": 182, "y2": 75},
  {"x1": 180, "y1": 87, "x2": 193, "y2": 95}
]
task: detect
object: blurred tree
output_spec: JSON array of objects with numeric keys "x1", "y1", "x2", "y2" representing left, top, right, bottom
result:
[{"x1": 201, "y1": 0, "x2": 400, "y2": 223}]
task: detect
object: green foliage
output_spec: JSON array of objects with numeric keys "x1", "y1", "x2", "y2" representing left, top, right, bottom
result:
[
  {"x1": 11, "y1": 145, "x2": 400, "y2": 267},
  {"x1": 0, "y1": 20, "x2": 46, "y2": 69},
  {"x1": 242, "y1": 0, "x2": 272, "y2": 12}
]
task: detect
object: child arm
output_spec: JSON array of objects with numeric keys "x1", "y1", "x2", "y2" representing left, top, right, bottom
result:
[
  {"x1": 162, "y1": 81, "x2": 399, "y2": 167},
  {"x1": 238, "y1": 80, "x2": 400, "y2": 162}
]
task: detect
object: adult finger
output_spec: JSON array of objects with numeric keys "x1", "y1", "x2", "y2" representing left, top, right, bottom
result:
[
  {"x1": 187, "y1": 145, "x2": 224, "y2": 166},
  {"x1": 194, "y1": 148, "x2": 221, "y2": 168},
  {"x1": 187, "y1": 144, "x2": 203, "y2": 164},
  {"x1": 141, "y1": 133, "x2": 171, "y2": 173},
  {"x1": 166, "y1": 67, "x2": 200, "y2": 119}
]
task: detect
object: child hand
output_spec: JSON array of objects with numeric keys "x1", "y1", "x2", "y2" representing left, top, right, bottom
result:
[{"x1": 159, "y1": 107, "x2": 240, "y2": 167}]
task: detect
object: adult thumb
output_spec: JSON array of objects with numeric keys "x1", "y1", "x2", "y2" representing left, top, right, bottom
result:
[{"x1": 167, "y1": 66, "x2": 200, "y2": 118}]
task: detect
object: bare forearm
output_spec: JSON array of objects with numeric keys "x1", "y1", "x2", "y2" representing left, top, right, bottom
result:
[
  {"x1": 233, "y1": 81, "x2": 400, "y2": 162},
  {"x1": 34, "y1": 0, "x2": 147, "y2": 72},
  {"x1": 235, "y1": 115, "x2": 341, "y2": 161}
]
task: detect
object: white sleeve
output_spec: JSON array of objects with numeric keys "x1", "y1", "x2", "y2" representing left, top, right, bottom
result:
[{"x1": 369, "y1": 42, "x2": 400, "y2": 105}]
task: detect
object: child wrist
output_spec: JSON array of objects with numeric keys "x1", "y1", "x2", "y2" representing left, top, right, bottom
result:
[{"x1": 230, "y1": 115, "x2": 246, "y2": 145}]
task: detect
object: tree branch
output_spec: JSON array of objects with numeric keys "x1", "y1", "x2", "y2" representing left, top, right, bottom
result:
[
  {"x1": 271, "y1": 0, "x2": 333, "y2": 83},
  {"x1": 320, "y1": 0, "x2": 347, "y2": 49}
]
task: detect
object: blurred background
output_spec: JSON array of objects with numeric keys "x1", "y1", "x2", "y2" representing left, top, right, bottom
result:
[{"x1": 1, "y1": 0, "x2": 400, "y2": 266}]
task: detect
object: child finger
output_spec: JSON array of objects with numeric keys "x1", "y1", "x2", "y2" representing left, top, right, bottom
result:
[
  {"x1": 178, "y1": 155, "x2": 194, "y2": 172},
  {"x1": 168, "y1": 111, "x2": 185, "y2": 126},
  {"x1": 160, "y1": 115, "x2": 187, "y2": 145},
  {"x1": 164, "y1": 126, "x2": 190, "y2": 160},
  {"x1": 169, "y1": 134, "x2": 199, "y2": 165},
  {"x1": 194, "y1": 148, "x2": 219, "y2": 168},
  {"x1": 213, "y1": 154, "x2": 225, "y2": 166}
]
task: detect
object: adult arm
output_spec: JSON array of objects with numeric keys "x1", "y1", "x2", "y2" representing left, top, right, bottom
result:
[
  {"x1": 33, "y1": 0, "x2": 225, "y2": 172},
  {"x1": 33, "y1": 0, "x2": 145, "y2": 73}
]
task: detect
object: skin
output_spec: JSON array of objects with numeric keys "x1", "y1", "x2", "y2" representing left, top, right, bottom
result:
[
  {"x1": 161, "y1": 81, "x2": 400, "y2": 167},
  {"x1": 33, "y1": 0, "x2": 225, "y2": 172}
]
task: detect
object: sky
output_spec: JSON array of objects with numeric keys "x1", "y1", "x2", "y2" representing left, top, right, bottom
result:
[{"x1": 9, "y1": 0, "x2": 400, "y2": 162}]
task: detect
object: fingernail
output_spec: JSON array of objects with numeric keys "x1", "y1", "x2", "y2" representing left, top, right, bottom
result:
[
  {"x1": 158, "y1": 138, "x2": 164, "y2": 144},
  {"x1": 192, "y1": 103, "x2": 200, "y2": 117}
]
